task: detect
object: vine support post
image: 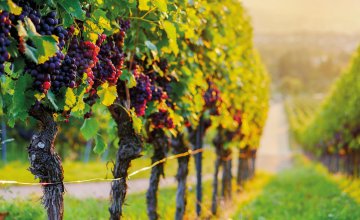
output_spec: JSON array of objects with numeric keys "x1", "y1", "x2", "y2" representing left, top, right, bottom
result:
[
  {"x1": 194, "y1": 116, "x2": 204, "y2": 217},
  {"x1": 1, "y1": 118, "x2": 7, "y2": 163},
  {"x1": 28, "y1": 105, "x2": 64, "y2": 220},
  {"x1": 173, "y1": 133, "x2": 190, "y2": 220}
]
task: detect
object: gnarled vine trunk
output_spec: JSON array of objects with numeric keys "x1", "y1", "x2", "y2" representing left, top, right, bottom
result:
[
  {"x1": 172, "y1": 133, "x2": 190, "y2": 220},
  {"x1": 237, "y1": 147, "x2": 249, "y2": 189},
  {"x1": 108, "y1": 104, "x2": 143, "y2": 220},
  {"x1": 146, "y1": 129, "x2": 169, "y2": 220},
  {"x1": 28, "y1": 106, "x2": 64, "y2": 220},
  {"x1": 221, "y1": 149, "x2": 232, "y2": 201}
]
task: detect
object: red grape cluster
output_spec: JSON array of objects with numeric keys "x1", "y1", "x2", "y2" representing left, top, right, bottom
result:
[
  {"x1": 149, "y1": 110, "x2": 175, "y2": 129},
  {"x1": 84, "y1": 20, "x2": 130, "y2": 115},
  {"x1": 65, "y1": 37, "x2": 100, "y2": 91},
  {"x1": 204, "y1": 80, "x2": 221, "y2": 115},
  {"x1": 233, "y1": 110, "x2": 242, "y2": 125},
  {"x1": 130, "y1": 66, "x2": 152, "y2": 116},
  {"x1": 0, "y1": 11, "x2": 11, "y2": 76},
  {"x1": 93, "y1": 19, "x2": 129, "y2": 87},
  {"x1": 145, "y1": 59, "x2": 177, "y2": 129}
]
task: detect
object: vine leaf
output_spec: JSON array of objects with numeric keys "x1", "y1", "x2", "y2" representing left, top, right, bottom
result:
[
  {"x1": 17, "y1": 19, "x2": 59, "y2": 64},
  {"x1": 138, "y1": 0, "x2": 150, "y2": 11},
  {"x1": 163, "y1": 21, "x2": 179, "y2": 55},
  {"x1": 0, "y1": 0, "x2": 22, "y2": 15},
  {"x1": 154, "y1": 0, "x2": 167, "y2": 12},
  {"x1": 57, "y1": 0, "x2": 85, "y2": 27},
  {"x1": 138, "y1": 0, "x2": 167, "y2": 12},
  {"x1": 7, "y1": 74, "x2": 35, "y2": 127},
  {"x1": 72, "y1": 90, "x2": 86, "y2": 112},
  {"x1": 98, "y1": 82, "x2": 117, "y2": 106},
  {"x1": 81, "y1": 118, "x2": 100, "y2": 140},
  {"x1": 47, "y1": 90, "x2": 59, "y2": 111},
  {"x1": 92, "y1": 9, "x2": 112, "y2": 31},
  {"x1": 145, "y1": 40, "x2": 158, "y2": 52},
  {"x1": 64, "y1": 88, "x2": 76, "y2": 110},
  {"x1": 130, "y1": 109, "x2": 142, "y2": 134},
  {"x1": 94, "y1": 134, "x2": 107, "y2": 154},
  {"x1": 120, "y1": 69, "x2": 137, "y2": 88}
]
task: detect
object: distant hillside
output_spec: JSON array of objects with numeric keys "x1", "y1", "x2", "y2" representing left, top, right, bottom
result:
[{"x1": 242, "y1": 0, "x2": 360, "y2": 35}]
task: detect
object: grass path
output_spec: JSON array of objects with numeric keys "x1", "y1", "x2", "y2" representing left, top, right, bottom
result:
[
  {"x1": 0, "y1": 173, "x2": 272, "y2": 220},
  {"x1": 233, "y1": 158, "x2": 360, "y2": 220}
]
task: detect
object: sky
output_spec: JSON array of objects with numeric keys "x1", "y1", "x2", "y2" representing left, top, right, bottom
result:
[{"x1": 242, "y1": 0, "x2": 360, "y2": 35}]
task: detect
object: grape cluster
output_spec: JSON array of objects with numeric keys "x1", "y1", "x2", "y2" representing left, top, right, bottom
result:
[
  {"x1": 151, "y1": 85, "x2": 167, "y2": 102},
  {"x1": 233, "y1": 110, "x2": 242, "y2": 124},
  {"x1": 9, "y1": 1, "x2": 71, "y2": 93},
  {"x1": 93, "y1": 19, "x2": 130, "y2": 87},
  {"x1": 36, "y1": 11, "x2": 68, "y2": 50},
  {"x1": 204, "y1": 81, "x2": 221, "y2": 107},
  {"x1": 149, "y1": 110, "x2": 174, "y2": 129},
  {"x1": 65, "y1": 38, "x2": 100, "y2": 90},
  {"x1": 130, "y1": 71, "x2": 152, "y2": 116},
  {"x1": 204, "y1": 81, "x2": 221, "y2": 115},
  {"x1": 146, "y1": 59, "x2": 172, "y2": 102},
  {"x1": 26, "y1": 52, "x2": 64, "y2": 92},
  {"x1": 93, "y1": 38, "x2": 119, "y2": 86},
  {"x1": 85, "y1": 20, "x2": 130, "y2": 112},
  {"x1": 0, "y1": 11, "x2": 11, "y2": 76}
]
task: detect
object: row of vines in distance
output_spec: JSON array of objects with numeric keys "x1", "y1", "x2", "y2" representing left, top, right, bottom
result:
[
  {"x1": 0, "y1": 0, "x2": 270, "y2": 219},
  {"x1": 300, "y1": 47, "x2": 360, "y2": 176}
]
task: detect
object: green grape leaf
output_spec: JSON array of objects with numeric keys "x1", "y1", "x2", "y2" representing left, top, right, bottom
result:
[
  {"x1": 30, "y1": 35, "x2": 59, "y2": 64},
  {"x1": 57, "y1": 0, "x2": 85, "y2": 22},
  {"x1": 80, "y1": 118, "x2": 100, "y2": 140},
  {"x1": 120, "y1": 69, "x2": 137, "y2": 88},
  {"x1": 8, "y1": 74, "x2": 35, "y2": 127},
  {"x1": 47, "y1": 90, "x2": 59, "y2": 111},
  {"x1": 145, "y1": 40, "x2": 158, "y2": 52},
  {"x1": 17, "y1": 19, "x2": 59, "y2": 64},
  {"x1": 94, "y1": 134, "x2": 107, "y2": 154},
  {"x1": 8, "y1": 37, "x2": 19, "y2": 58}
]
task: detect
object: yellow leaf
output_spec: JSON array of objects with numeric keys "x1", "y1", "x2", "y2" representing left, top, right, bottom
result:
[
  {"x1": 7, "y1": 0, "x2": 22, "y2": 15},
  {"x1": 88, "y1": 33, "x2": 99, "y2": 44},
  {"x1": 98, "y1": 82, "x2": 117, "y2": 106},
  {"x1": 138, "y1": 0, "x2": 150, "y2": 11},
  {"x1": 65, "y1": 88, "x2": 77, "y2": 107},
  {"x1": 130, "y1": 109, "x2": 142, "y2": 134},
  {"x1": 72, "y1": 90, "x2": 86, "y2": 112},
  {"x1": 99, "y1": 16, "x2": 111, "y2": 30},
  {"x1": 34, "y1": 93, "x2": 45, "y2": 101},
  {"x1": 163, "y1": 21, "x2": 179, "y2": 55},
  {"x1": 154, "y1": 0, "x2": 167, "y2": 12}
]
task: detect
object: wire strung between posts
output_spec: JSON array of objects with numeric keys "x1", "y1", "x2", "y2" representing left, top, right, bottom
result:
[{"x1": 0, "y1": 148, "x2": 204, "y2": 186}]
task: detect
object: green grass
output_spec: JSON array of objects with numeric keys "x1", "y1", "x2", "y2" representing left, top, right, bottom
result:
[
  {"x1": 0, "y1": 172, "x2": 271, "y2": 220},
  {"x1": 0, "y1": 148, "x2": 216, "y2": 183},
  {"x1": 233, "y1": 157, "x2": 360, "y2": 220}
]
